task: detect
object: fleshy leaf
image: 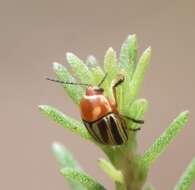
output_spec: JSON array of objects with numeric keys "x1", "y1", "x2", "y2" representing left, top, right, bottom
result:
[
  {"x1": 61, "y1": 167, "x2": 106, "y2": 190},
  {"x1": 103, "y1": 47, "x2": 118, "y2": 96},
  {"x1": 86, "y1": 55, "x2": 106, "y2": 86},
  {"x1": 97, "y1": 158, "x2": 124, "y2": 184},
  {"x1": 91, "y1": 66, "x2": 105, "y2": 86},
  {"x1": 52, "y1": 142, "x2": 85, "y2": 190},
  {"x1": 142, "y1": 111, "x2": 189, "y2": 167},
  {"x1": 104, "y1": 47, "x2": 117, "y2": 73},
  {"x1": 119, "y1": 34, "x2": 137, "y2": 73},
  {"x1": 38, "y1": 105, "x2": 91, "y2": 140},
  {"x1": 53, "y1": 62, "x2": 84, "y2": 105},
  {"x1": 66, "y1": 52, "x2": 95, "y2": 85},
  {"x1": 174, "y1": 157, "x2": 195, "y2": 190},
  {"x1": 128, "y1": 34, "x2": 137, "y2": 72},
  {"x1": 123, "y1": 47, "x2": 151, "y2": 113},
  {"x1": 86, "y1": 55, "x2": 98, "y2": 68},
  {"x1": 119, "y1": 35, "x2": 138, "y2": 113},
  {"x1": 128, "y1": 99, "x2": 149, "y2": 130},
  {"x1": 52, "y1": 142, "x2": 82, "y2": 169}
]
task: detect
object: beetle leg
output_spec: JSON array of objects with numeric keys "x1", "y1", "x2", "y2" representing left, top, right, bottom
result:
[
  {"x1": 122, "y1": 115, "x2": 144, "y2": 124},
  {"x1": 111, "y1": 74, "x2": 125, "y2": 107},
  {"x1": 130, "y1": 127, "x2": 141, "y2": 131},
  {"x1": 121, "y1": 115, "x2": 143, "y2": 131}
]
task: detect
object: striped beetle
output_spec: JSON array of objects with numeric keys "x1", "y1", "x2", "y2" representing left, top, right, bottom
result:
[{"x1": 47, "y1": 74, "x2": 144, "y2": 145}]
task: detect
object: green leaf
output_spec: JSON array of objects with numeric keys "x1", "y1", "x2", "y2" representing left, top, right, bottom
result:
[
  {"x1": 61, "y1": 167, "x2": 106, "y2": 190},
  {"x1": 97, "y1": 158, "x2": 124, "y2": 184},
  {"x1": 119, "y1": 34, "x2": 137, "y2": 72},
  {"x1": 38, "y1": 105, "x2": 91, "y2": 140},
  {"x1": 104, "y1": 47, "x2": 117, "y2": 75},
  {"x1": 53, "y1": 62, "x2": 84, "y2": 105},
  {"x1": 125, "y1": 47, "x2": 151, "y2": 112},
  {"x1": 144, "y1": 184, "x2": 155, "y2": 190},
  {"x1": 142, "y1": 111, "x2": 189, "y2": 167},
  {"x1": 174, "y1": 157, "x2": 195, "y2": 190},
  {"x1": 52, "y1": 142, "x2": 86, "y2": 190},
  {"x1": 52, "y1": 142, "x2": 82, "y2": 169},
  {"x1": 86, "y1": 55, "x2": 98, "y2": 68},
  {"x1": 86, "y1": 55, "x2": 106, "y2": 86},
  {"x1": 128, "y1": 34, "x2": 137, "y2": 72},
  {"x1": 91, "y1": 66, "x2": 105, "y2": 85},
  {"x1": 128, "y1": 99, "x2": 149, "y2": 130},
  {"x1": 66, "y1": 52, "x2": 95, "y2": 85},
  {"x1": 103, "y1": 47, "x2": 118, "y2": 96},
  {"x1": 119, "y1": 35, "x2": 138, "y2": 113}
]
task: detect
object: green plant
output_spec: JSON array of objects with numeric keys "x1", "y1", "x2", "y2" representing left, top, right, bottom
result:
[{"x1": 39, "y1": 34, "x2": 195, "y2": 190}]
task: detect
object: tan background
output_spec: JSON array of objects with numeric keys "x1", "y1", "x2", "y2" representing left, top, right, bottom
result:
[{"x1": 0, "y1": 0, "x2": 194, "y2": 189}]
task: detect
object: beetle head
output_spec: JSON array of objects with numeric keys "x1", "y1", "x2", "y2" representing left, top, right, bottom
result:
[{"x1": 86, "y1": 86, "x2": 104, "y2": 96}]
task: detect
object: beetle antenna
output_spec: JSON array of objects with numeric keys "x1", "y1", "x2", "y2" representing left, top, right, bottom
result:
[
  {"x1": 46, "y1": 77, "x2": 90, "y2": 86},
  {"x1": 98, "y1": 73, "x2": 108, "y2": 87}
]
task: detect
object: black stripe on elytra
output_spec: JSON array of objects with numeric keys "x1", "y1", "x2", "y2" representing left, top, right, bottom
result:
[
  {"x1": 109, "y1": 115, "x2": 123, "y2": 144},
  {"x1": 115, "y1": 114, "x2": 128, "y2": 139},
  {"x1": 120, "y1": 118, "x2": 128, "y2": 139},
  {"x1": 83, "y1": 121, "x2": 104, "y2": 144},
  {"x1": 97, "y1": 118, "x2": 109, "y2": 144}
]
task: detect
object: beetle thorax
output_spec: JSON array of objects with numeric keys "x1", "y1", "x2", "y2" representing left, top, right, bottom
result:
[
  {"x1": 86, "y1": 86, "x2": 104, "y2": 96},
  {"x1": 80, "y1": 94, "x2": 112, "y2": 122}
]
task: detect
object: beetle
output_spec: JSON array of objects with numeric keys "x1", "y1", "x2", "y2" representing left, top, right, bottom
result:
[{"x1": 46, "y1": 74, "x2": 144, "y2": 145}]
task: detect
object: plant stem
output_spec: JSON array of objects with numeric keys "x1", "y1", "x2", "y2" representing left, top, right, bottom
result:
[{"x1": 103, "y1": 133, "x2": 147, "y2": 190}]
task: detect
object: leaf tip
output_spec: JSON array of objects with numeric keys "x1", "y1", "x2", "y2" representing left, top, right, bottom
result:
[
  {"x1": 52, "y1": 141, "x2": 61, "y2": 150},
  {"x1": 145, "y1": 46, "x2": 152, "y2": 54},
  {"x1": 180, "y1": 110, "x2": 190, "y2": 121},
  {"x1": 53, "y1": 62, "x2": 61, "y2": 70},
  {"x1": 60, "y1": 167, "x2": 66, "y2": 175},
  {"x1": 38, "y1": 105, "x2": 46, "y2": 111},
  {"x1": 66, "y1": 52, "x2": 74, "y2": 60},
  {"x1": 128, "y1": 33, "x2": 137, "y2": 41},
  {"x1": 108, "y1": 47, "x2": 114, "y2": 52}
]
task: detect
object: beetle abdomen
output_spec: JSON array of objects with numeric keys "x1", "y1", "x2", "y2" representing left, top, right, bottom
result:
[{"x1": 83, "y1": 113, "x2": 128, "y2": 145}]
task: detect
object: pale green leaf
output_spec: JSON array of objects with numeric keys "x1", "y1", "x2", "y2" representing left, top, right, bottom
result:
[
  {"x1": 97, "y1": 158, "x2": 124, "y2": 184},
  {"x1": 86, "y1": 55, "x2": 105, "y2": 86},
  {"x1": 119, "y1": 34, "x2": 137, "y2": 73},
  {"x1": 104, "y1": 47, "x2": 117, "y2": 74},
  {"x1": 38, "y1": 105, "x2": 91, "y2": 140},
  {"x1": 144, "y1": 184, "x2": 155, "y2": 190},
  {"x1": 128, "y1": 99, "x2": 149, "y2": 130},
  {"x1": 174, "y1": 157, "x2": 195, "y2": 190},
  {"x1": 118, "y1": 35, "x2": 138, "y2": 112},
  {"x1": 103, "y1": 47, "x2": 118, "y2": 96},
  {"x1": 91, "y1": 66, "x2": 105, "y2": 85},
  {"x1": 52, "y1": 142, "x2": 82, "y2": 169},
  {"x1": 66, "y1": 52, "x2": 95, "y2": 85},
  {"x1": 86, "y1": 55, "x2": 98, "y2": 68},
  {"x1": 123, "y1": 47, "x2": 151, "y2": 112},
  {"x1": 53, "y1": 62, "x2": 84, "y2": 105},
  {"x1": 52, "y1": 142, "x2": 85, "y2": 190},
  {"x1": 61, "y1": 167, "x2": 106, "y2": 190},
  {"x1": 142, "y1": 111, "x2": 189, "y2": 167}
]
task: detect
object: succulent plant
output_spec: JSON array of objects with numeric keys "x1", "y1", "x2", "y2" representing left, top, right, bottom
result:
[{"x1": 39, "y1": 34, "x2": 194, "y2": 190}]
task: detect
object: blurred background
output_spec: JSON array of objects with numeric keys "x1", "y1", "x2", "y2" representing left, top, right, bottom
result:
[{"x1": 0, "y1": 0, "x2": 194, "y2": 189}]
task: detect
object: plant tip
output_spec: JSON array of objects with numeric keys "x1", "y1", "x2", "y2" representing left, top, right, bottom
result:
[
  {"x1": 38, "y1": 105, "x2": 45, "y2": 110},
  {"x1": 53, "y1": 62, "x2": 61, "y2": 69},
  {"x1": 66, "y1": 52, "x2": 74, "y2": 59}
]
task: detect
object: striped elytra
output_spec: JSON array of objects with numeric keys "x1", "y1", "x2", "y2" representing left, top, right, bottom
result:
[{"x1": 83, "y1": 113, "x2": 128, "y2": 145}]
